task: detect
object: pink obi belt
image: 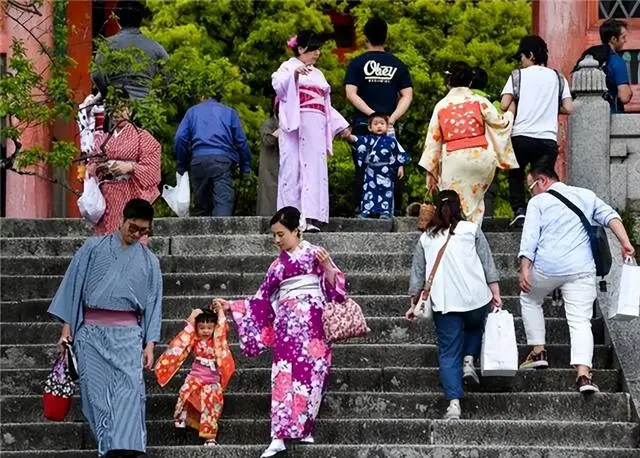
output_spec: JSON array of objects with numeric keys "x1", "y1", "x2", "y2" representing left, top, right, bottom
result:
[
  {"x1": 299, "y1": 85, "x2": 325, "y2": 113},
  {"x1": 84, "y1": 308, "x2": 139, "y2": 326},
  {"x1": 438, "y1": 100, "x2": 488, "y2": 152}
]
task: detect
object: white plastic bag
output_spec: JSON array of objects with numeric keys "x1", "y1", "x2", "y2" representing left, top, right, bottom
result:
[
  {"x1": 77, "y1": 177, "x2": 106, "y2": 224},
  {"x1": 609, "y1": 257, "x2": 640, "y2": 321},
  {"x1": 162, "y1": 172, "x2": 190, "y2": 217},
  {"x1": 481, "y1": 309, "x2": 518, "y2": 377}
]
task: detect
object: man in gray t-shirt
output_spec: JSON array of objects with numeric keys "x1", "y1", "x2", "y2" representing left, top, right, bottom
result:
[{"x1": 92, "y1": 0, "x2": 169, "y2": 100}]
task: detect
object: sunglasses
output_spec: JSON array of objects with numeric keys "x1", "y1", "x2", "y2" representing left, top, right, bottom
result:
[
  {"x1": 528, "y1": 180, "x2": 539, "y2": 191},
  {"x1": 127, "y1": 222, "x2": 151, "y2": 236}
]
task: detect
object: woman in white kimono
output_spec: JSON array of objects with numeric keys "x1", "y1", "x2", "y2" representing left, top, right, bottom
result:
[{"x1": 272, "y1": 30, "x2": 350, "y2": 232}]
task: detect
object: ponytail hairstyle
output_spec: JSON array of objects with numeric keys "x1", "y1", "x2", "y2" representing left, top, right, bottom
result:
[
  {"x1": 445, "y1": 61, "x2": 474, "y2": 88},
  {"x1": 426, "y1": 190, "x2": 465, "y2": 236}
]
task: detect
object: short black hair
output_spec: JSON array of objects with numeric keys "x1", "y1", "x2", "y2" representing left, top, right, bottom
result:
[
  {"x1": 368, "y1": 112, "x2": 389, "y2": 125},
  {"x1": 195, "y1": 309, "x2": 218, "y2": 326},
  {"x1": 115, "y1": 0, "x2": 146, "y2": 28},
  {"x1": 600, "y1": 18, "x2": 627, "y2": 45},
  {"x1": 529, "y1": 161, "x2": 559, "y2": 181},
  {"x1": 292, "y1": 31, "x2": 323, "y2": 57},
  {"x1": 470, "y1": 67, "x2": 488, "y2": 90},
  {"x1": 364, "y1": 17, "x2": 388, "y2": 46},
  {"x1": 270, "y1": 206, "x2": 301, "y2": 233},
  {"x1": 123, "y1": 198, "x2": 154, "y2": 222},
  {"x1": 517, "y1": 35, "x2": 549, "y2": 66},
  {"x1": 446, "y1": 61, "x2": 474, "y2": 88}
]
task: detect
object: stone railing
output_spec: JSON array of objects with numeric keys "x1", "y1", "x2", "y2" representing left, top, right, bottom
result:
[{"x1": 568, "y1": 55, "x2": 640, "y2": 212}]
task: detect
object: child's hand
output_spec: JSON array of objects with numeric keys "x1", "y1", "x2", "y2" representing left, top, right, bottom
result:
[
  {"x1": 397, "y1": 166, "x2": 404, "y2": 179},
  {"x1": 187, "y1": 308, "x2": 203, "y2": 325},
  {"x1": 212, "y1": 298, "x2": 229, "y2": 311}
]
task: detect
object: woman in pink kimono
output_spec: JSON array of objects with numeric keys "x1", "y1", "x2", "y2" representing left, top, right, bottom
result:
[
  {"x1": 272, "y1": 31, "x2": 350, "y2": 232},
  {"x1": 219, "y1": 206, "x2": 346, "y2": 457}
]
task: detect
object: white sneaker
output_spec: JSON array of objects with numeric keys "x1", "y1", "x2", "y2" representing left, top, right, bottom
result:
[
  {"x1": 174, "y1": 411, "x2": 186, "y2": 429},
  {"x1": 463, "y1": 356, "x2": 480, "y2": 385},
  {"x1": 444, "y1": 400, "x2": 461, "y2": 420},
  {"x1": 299, "y1": 436, "x2": 314, "y2": 444},
  {"x1": 261, "y1": 439, "x2": 286, "y2": 457},
  {"x1": 306, "y1": 224, "x2": 321, "y2": 233}
]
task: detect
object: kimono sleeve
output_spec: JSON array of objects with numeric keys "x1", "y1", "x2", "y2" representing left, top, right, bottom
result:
[
  {"x1": 418, "y1": 104, "x2": 443, "y2": 177},
  {"x1": 479, "y1": 98, "x2": 518, "y2": 171},
  {"x1": 142, "y1": 255, "x2": 163, "y2": 345},
  {"x1": 393, "y1": 139, "x2": 410, "y2": 166},
  {"x1": 154, "y1": 322, "x2": 196, "y2": 387},
  {"x1": 132, "y1": 129, "x2": 162, "y2": 203},
  {"x1": 353, "y1": 136, "x2": 369, "y2": 168},
  {"x1": 48, "y1": 238, "x2": 99, "y2": 335},
  {"x1": 272, "y1": 61, "x2": 300, "y2": 133},
  {"x1": 228, "y1": 259, "x2": 282, "y2": 358},
  {"x1": 214, "y1": 316, "x2": 236, "y2": 390},
  {"x1": 319, "y1": 258, "x2": 347, "y2": 304}
]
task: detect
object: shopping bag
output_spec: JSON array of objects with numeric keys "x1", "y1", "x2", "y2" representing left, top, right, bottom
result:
[
  {"x1": 162, "y1": 172, "x2": 190, "y2": 217},
  {"x1": 481, "y1": 309, "x2": 518, "y2": 377},
  {"x1": 609, "y1": 257, "x2": 640, "y2": 321},
  {"x1": 43, "y1": 358, "x2": 77, "y2": 421},
  {"x1": 322, "y1": 298, "x2": 370, "y2": 343},
  {"x1": 77, "y1": 176, "x2": 106, "y2": 224}
]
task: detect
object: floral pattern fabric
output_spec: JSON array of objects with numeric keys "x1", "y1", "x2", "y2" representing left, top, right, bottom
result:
[
  {"x1": 419, "y1": 87, "x2": 519, "y2": 224},
  {"x1": 229, "y1": 240, "x2": 346, "y2": 440},
  {"x1": 354, "y1": 134, "x2": 410, "y2": 217}
]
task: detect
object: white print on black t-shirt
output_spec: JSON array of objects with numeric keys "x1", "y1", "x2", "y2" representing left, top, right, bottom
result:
[{"x1": 364, "y1": 60, "x2": 397, "y2": 83}]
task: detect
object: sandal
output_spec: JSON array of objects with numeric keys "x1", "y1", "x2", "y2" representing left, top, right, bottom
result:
[{"x1": 204, "y1": 439, "x2": 218, "y2": 447}]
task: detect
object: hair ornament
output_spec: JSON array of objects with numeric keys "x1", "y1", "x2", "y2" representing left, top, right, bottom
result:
[
  {"x1": 298, "y1": 214, "x2": 308, "y2": 233},
  {"x1": 287, "y1": 35, "x2": 298, "y2": 49}
]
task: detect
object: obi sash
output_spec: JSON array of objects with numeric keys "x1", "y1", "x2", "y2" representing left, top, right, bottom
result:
[
  {"x1": 84, "y1": 308, "x2": 139, "y2": 326},
  {"x1": 299, "y1": 86, "x2": 325, "y2": 113},
  {"x1": 190, "y1": 358, "x2": 221, "y2": 385},
  {"x1": 275, "y1": 274, "x2": 323, "y2": 308},
  {"x1": 438, "y1": 101, "x2": 489, "y2": 153}
]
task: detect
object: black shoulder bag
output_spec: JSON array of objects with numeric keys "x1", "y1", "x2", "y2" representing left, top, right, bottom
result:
[{"x1": 547, "y1": 189, "x2": 612, "y2": 278}]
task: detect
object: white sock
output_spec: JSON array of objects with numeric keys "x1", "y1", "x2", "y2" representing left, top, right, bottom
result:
[
  {"x1": 449, "y1": 399, "x2": 460, "y2": 408},
  {"x1": 463, "y1": 356, "x2": 474, "y2": 365}
]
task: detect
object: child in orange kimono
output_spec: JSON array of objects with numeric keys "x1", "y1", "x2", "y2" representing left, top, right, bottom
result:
[{"x1": 154, "y1": 304, "x2": 235, "y2": 446}]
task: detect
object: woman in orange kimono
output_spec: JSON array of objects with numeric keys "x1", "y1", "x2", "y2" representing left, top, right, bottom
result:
[
  {"x1": 154, "y1": 304, "x2": 235, "y2": 446},
  {"x1": 88, "y1": 102, "x2": 161, "y2": 236},
  {"x1": 419, "y1": 62, "x2": 518, "y2": 224}
]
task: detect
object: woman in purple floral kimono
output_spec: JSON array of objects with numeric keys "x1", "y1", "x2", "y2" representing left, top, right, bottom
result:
[{"x1": 219, "y1": 206, "x2": 346, "y2": 457}]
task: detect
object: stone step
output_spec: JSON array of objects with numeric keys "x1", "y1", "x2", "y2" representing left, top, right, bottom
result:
[
  {"x1": 0, "y1": 273, "x2": 526, "y2": 300},
  {"x1": 1, "y1": 343, "x2": 612, "y2": 371},
  {"x1": 3, "y1": 446, "x2": 640, "y2": 458},
  {"x1": 0, "y1": 217, "x2": 513, "y2": 238},
  {"x1": 2, "y1": 368, "x2": 620, "y2": 396},
  {"x1": 0, "y1": 317, "x2": 605, "y2": 346},
  {"x1": 0, "y1": 232, "x2": 521, "y2": 257},
  {"x1": 2, "y1": 419, "x2": 637, "y2": 450},
  {"x1": 0, "y1": 296, "x2": 562, "y2": 323},
  {"x1": 2, "y1": 392, "x2": 632, "y2": 423},
  {"x1": 0, "y1": 252, "x2": 519, "y2": 276}
]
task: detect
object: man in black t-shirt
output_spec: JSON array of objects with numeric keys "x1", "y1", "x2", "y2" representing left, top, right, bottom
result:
[{"x1": 345, "y1": 17, "x2": 413, "y2": 216}]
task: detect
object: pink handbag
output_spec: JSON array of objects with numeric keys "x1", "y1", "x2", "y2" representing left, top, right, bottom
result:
[{"x1": 322, "y1": 298, "x2": 370, "y2": 343}]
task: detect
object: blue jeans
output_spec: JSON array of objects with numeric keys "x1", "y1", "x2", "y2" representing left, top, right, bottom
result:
[
  {"x1": 191, "y1": 155, "x2": 235, "y2": 217},
  {"x1": 433, "y1": 305, "x2": 488, "y2": 400}
]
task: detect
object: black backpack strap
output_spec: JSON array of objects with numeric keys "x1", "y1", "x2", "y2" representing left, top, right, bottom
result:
[
  {"x1": 547, "y1": 189, "x2": 592, "y2": 233},
  {"x1": 511, "y1": 69, "x2": 521, "y2": 101},
  {"x1": 554, "y1": 69, "x2": 565, "y2": 106}
]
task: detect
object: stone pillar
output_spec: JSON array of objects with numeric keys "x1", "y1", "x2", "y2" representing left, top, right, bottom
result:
[{"x1": 567, "y1": 55, "x2": 611, "y2": 202}]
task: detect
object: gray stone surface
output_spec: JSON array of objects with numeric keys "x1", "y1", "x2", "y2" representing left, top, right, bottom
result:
[{"x1": 611, "y1": 159, "x2": 629, "y2": 210}]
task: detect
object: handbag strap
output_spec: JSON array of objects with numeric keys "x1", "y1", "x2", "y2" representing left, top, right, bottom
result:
[
  {"x1": 547, "y1": 189, "x2": 592, "y2": 234},
  {"x1": 423, "y1": 231, "x2": 453, "y2": 297}
]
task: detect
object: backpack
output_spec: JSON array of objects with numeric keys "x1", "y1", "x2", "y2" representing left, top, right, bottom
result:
[
  {"x1": 571, "y1": 44, "x2": 610, "y2": 73},
  {"x1": 510, "y1": 68, "x2": 566, "y2": 107}
]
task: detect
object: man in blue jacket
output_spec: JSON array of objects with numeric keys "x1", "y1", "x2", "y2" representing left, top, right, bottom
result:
[{"x1": 174, "y1": 97, "x2": 252, "y2": 216}]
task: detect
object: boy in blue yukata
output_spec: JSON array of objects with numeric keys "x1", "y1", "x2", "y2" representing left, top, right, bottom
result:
[{"x1": 347, "y1": 113, "x2": 410, "y2": 219}]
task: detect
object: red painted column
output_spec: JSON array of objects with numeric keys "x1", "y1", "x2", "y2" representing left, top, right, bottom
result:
[{"x1": 5, "y1": 1, "x2": 54, "y2": 218}]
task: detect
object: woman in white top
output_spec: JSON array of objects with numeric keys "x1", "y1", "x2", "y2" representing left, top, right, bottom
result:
[{"x1": 406, "y1": 190, "x2": 502, "y2": 420}]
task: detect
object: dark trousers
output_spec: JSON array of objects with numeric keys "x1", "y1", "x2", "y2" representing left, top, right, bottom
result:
[
  {"x1": 483, "y1": 170, "x2": 499, "y2": 217},
  {"x1": 433, "y1": 305, "x2": 487, "y2": 400},
  {"x1": 508, "y1": 136, "x2": 558, "y2": 213},
  {"x1": 191, "y1": 155, "x2": 235, "y2": 217},
  {"x1": 351, "y1": 124, "x2": 404, "y2": 216}
]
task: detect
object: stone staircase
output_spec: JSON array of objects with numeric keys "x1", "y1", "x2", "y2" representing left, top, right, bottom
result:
[{"x1": 1, "y1": 217, "x2": 638, "y2": 457}]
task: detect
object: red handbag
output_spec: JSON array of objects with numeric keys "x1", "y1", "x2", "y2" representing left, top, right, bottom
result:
[
  {"x1": 43, "y1": 358, "x2": 76, "y2": 421},
  {"x1": 322, "y1": 298, "x2": 370, "y2": 343}
]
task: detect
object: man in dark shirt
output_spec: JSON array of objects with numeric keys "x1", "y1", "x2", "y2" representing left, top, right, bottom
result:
[
  {"x1": 174, "y1": 97, "x2": 251, "y2": 217},
  {"x1": 92, "y1": 0, "x2": 169, "y2": 101},
  {"x1": 344, "y1": 17, "x2": 413, "y2": 216},
  {"x1": 600, "y1": 19, "x2": 632, "y2": 113}
]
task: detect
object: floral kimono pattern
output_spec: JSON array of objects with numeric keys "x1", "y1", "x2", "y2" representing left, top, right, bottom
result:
[
  {"x1": 228, "y1": 240, "x2": 346, "y2": 440},
  {"x1": 419, "y1": 87, "x2": 518, "y2": 224},
  {"x1": 354, "y1": 134, "x2": 410, "y2": 217},
  {"x1": 154, "y1": 316, "x2": 235, "y2": 440}
]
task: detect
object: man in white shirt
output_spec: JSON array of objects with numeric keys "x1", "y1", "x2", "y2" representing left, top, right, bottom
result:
[
  {"x1": 518, "y1": 163, "x2": 635, "y2": 393},
  {"x1": 501, "y1": 35, "x2": 574, "y2": 227}
]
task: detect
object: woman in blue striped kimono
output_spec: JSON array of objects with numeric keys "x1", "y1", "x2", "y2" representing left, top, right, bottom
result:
[{"x1": 48, "y1": 199, "x2": 163, "y2": 458}]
